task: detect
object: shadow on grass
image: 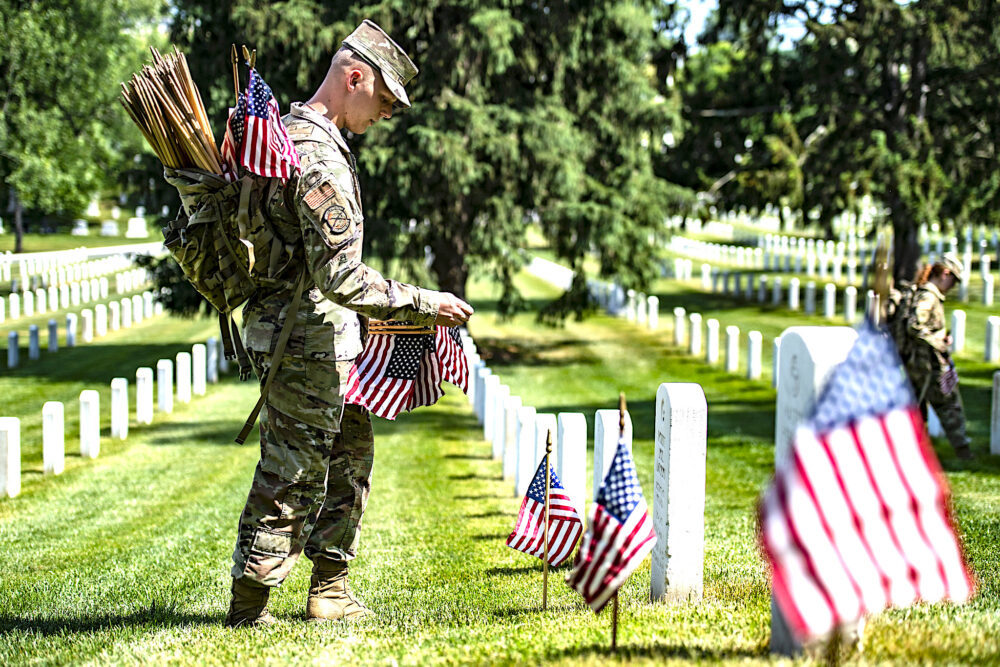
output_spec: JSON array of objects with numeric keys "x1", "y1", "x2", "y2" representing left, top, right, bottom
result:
[
  {"x1": 453, "y1": 494, "x2": 502, "y2": 501},
  {"x1": 471, "y1": 533, "x2": 508, "y2": 541},
  {"x1": 143, "y1": 420, "x2": 249, "y2": 447},
  {"x1": 442, "y1": 453, "x2": 492, "y2": 461},
  {"x1": 2, "y1": 341, "x2": 227, "y2": 384},
  {"x1": 548, "y1": 641, "x2": 764, "y2": 661},
  {"x1": 0, "y1": 605, "x2": 218, "y2": 636},
  {"x1": 474, "y1": 337, "x2": 594, "y2": 368},
  {"x1": 466, "y1": 510, "x2": 513, "y2": 519},
  {"x1": 484, "y1": 565, "x2": 537, "y2": 576},
  {"x1": 448, "y1": 473, "x2": 499, "y2": 481}
]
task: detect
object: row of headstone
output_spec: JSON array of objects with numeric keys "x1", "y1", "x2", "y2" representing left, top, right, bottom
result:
[
  {"x1": 0, "y1": 338, "x2": 225, "y2": 498},
  {"x1": 708, "y1": 269, "x2": 866, "y2": 323},
  {"x1": 9, "y1": 253, "x2": 139, "y2": 292},
  {"x1": 670, "y1": 235, "x2": 870, "y2": 286},
  {"x1": 6, "y1": 291, "x2": 160, "y2": 368},
  {"x1": 462, "y1": 330, "x2": 710, "y2": 602},
  {"x1": 1, "y1": 266, "x2": 149, "y2": 325}
]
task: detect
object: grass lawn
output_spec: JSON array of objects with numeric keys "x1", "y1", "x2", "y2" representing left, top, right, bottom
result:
[{"x1": 0, "y1": 270, "x2": 998, "y2": 664}]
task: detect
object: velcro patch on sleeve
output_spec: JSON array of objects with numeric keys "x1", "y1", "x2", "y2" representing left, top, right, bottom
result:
[{"x1": 303, "y1": 181, "x2": 337, "y2": 212}]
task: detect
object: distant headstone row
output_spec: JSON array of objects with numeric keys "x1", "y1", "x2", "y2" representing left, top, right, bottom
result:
[
  {"x1": 0, "y1": 337, "x2": 227, "y2": 499},
  {"x1": 6, "y1": 290, "x2": 161, "y2": 369},
  {"x1": 0, "y1": 268, "x2": 150, "y2": 326}
]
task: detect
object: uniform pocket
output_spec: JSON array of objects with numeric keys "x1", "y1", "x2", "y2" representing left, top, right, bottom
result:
[{"x1": 250, "y1": 527, "x2": 292, "y2": 558}]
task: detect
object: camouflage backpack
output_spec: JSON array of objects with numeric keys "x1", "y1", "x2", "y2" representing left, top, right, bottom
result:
[
  {"x1": 161, "y1": 167, "x2": 305, "y2": 384},
  {"x1": 886, "y1": 280, "x2": 919, "y2": 363}
]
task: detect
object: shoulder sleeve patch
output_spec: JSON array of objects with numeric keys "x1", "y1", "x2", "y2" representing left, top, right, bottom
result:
[{"x1": 301, "y1": 180, "x2": 354, "y2": 237}]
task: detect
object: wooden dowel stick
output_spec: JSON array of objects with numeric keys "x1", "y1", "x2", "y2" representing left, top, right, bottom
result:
[{"x1": 542, "y1": 430, "x2": 553, "y2": 611}]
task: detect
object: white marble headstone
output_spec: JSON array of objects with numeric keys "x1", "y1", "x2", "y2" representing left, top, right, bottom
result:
[
  {"x1": 593, "y1": 409, "x2": 632, "y2": 499},
  {"x1": 651, "y1": 383, "x2": 707, "y2": 601}
]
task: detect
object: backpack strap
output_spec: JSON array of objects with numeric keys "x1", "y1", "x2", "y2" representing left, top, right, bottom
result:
[{"x1": 235, "y1": 270, "x2": 308, "y2": 444}]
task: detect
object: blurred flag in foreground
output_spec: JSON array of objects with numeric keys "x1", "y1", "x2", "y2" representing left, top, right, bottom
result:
[
  {"x1": 506, "y1": 459, "x2": 583, "y2": 566},
  {"x1": 345, "y1": 325, "x2": 468, "y2": 419},
  {"x1": 220, "y1": 68, "x2": 300, "y2": 181},
  {"x1": 567, "y1": 436, "x2": 656, "y2": 612},
  {"x1": 760, "y1": 319, "x2": 974, "y2": 642}
]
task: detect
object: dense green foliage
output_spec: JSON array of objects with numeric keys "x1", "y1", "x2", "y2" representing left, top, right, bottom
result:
[
  {"x1": 677, "y1": 0, "x2": 1000, "y2": 280},
  {"x1": 0, "y1": 0, "x2": 162, "y2": 250},
  {"x1": 169, "y1": 1, "x2": 687, "y2": 317}
]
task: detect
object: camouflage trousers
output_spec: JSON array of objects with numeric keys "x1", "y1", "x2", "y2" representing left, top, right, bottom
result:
[
  {"x1": 907, "y1": 365, "x2": 970, "y2": 453},
  {"x1": 231, "y1": 350, "x2": 374, "y2": 587}
]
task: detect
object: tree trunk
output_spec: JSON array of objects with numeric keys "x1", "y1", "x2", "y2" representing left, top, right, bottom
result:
[
  {"x1": 12, "y1": 189, "x2": 23, "y2": 254},
  {"x1": 889, "y1": 190, "x2": 920, "y2": 283},
  {"x1": 430, "y1": 234, "x2": 469, "y2": 300}
]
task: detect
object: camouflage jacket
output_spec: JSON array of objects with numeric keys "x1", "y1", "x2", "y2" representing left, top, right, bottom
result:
[
  {"x1": 242, "y1": 102, "x2": 440, "y2": 369},
  {"x1": 907, "y1": 283, "x2": 950, "y2": 374}
]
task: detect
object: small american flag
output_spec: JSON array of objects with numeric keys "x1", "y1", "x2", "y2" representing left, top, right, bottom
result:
[
  {"x1": 506, "y1": 459, "x2": 583, "y2": 566},
  {"x1": 566, "y1": 436, "x2": 657, "y2": 613},
  {"x1": 220, "y1": 68, "x2": 299, "y2": 181},
  {"x1": 760, "y1": 319, "x2": 974, "y2": 642},
  {"x1": 344, "y1": 325, "x2": 469, "y2": 419}
]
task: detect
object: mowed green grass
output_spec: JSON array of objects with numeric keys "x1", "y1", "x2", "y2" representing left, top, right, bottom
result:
[{"x1": 0, "y1": 271, "x2": 998, "y2": 664}]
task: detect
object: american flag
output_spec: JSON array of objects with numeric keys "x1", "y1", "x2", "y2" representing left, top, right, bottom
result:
[
  {"x1": 220, "y1": 68, "x2": 300, "y2": 181},
  {"x1": 760, "y1": 319, "x2": 974, "y2": 642},
  {"x1": 566, "y1": 436, "x2": 657, "y2": 613},
  {"x1": 506, "y1": 458, "x2": 583, "y2": 566},
  {"x1": 344, "y1": 325, "x2": 469, "y2": 419}
]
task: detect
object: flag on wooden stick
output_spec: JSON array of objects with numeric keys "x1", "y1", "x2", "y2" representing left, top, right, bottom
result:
[
  {"x1": 344, "y1": 324, "x2": 468, "y2": 419},
  {"x1": 759, "y1": 319, "x2": 974, "y2": 642},
  {"x1": 567, "y1": 436, "x2": 657, "y2": 612},
  {"x1": 507, "y1": 459, "x2": 583, "y2": 566},
  {"x1": 220, "y1": 68, "x2": 300, "y2": 181}
]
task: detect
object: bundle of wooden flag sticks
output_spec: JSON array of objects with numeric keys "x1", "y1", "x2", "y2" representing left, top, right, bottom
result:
[{"x1": 119, "y1": 47, "x2": 223, "y2": 174}]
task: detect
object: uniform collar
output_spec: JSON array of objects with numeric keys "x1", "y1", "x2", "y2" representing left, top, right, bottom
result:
[
  {"x1": 289, "y1": 102, "x2": 353, "y2": 155},
  {"x1": 921, "y1": 282, "x2": 946, "y2": 301}
]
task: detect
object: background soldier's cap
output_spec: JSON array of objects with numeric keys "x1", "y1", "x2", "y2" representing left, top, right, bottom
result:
[
  {"x1": 940, "y1": 252, "x2": 964, "y2": 282},
  {"x1": 343, "y1": 19, "x2": 418, "y2": 112}
]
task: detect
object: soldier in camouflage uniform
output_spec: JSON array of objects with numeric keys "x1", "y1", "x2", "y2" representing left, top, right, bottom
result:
[
  {"x1": 902, "y1": 253, "x2": 973, "y2": 461},
  {"x1": 226, "y1": 20, "x2": 474, "y2": 627}
]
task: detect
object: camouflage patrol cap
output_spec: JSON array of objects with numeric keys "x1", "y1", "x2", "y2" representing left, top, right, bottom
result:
[
  {"x1": 343, "y1": 19, "x2": 418, "y2": 111},
  {"x1": 940, "y1": 252, "x2": 964, "y2": 282}
]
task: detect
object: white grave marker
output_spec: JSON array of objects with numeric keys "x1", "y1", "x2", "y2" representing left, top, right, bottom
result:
[
  {"x1": 176, "y1": 352, "x2": 192, "y2": 403},
  {"x1": 79, "y1": 390, "x2": 100, "y2": 458},
  {"x1": 673, "y1": 307, "x2": 686, "y2": 346},
  {"x1": 157, "y1": 359, "x2": 174, "y2": 414},
  {"x1": 111, "y1": 378, "x2": 129, "y2": 440},
  {"x1": 651, "y1": 383, "x2": 707, "y2": 601},
  {"x1": 725, "y1": 325, "x2": 740, "y2": 373},
  {"x1": 42, "y1": 401, "x2": 65, "y2": 475},
  {"x1": 136, "y1": 367, "x2": 154, "y2": 425},
  {"x1": 192, "y1": 344, "x2": 207, "y2": 396},
  {"x1": 747, "y1": 331, "x2": 763, "y2": 380},
  {"x1": 0, "y1": 418, "x2": 21, "y2": 497},
  {"x1": 593, "y1": 409, "x2": 632, "y2": 499},
  {"x1": 688, "y1": 313, "x2": 702, "y2": 356},
  {"x1": 556, "y1": 412, "x2": 587, "y2": 519},
  {"x1": 502, "y1": 394, "x2": 522, "y2": 481},
  {"x1": 986, "y1": 317, "x2": 1000, "y2": 363},
  {"x1": 771, "y1": 326, "x2": 858, "y2": 655},
  {"x1": 705, "y1": 319, "x2": 720, "y2": 364},
  {"x1": 514, "y1": 405, "x2": 537, "y2": 496},
  {"x1": 951, "y1": 310, "x2": 966, "y2": 354}
]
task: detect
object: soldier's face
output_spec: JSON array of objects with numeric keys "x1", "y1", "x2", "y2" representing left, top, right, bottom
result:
[{"x1": 345, "y1": 68, "x2": 396, "y2": 134}]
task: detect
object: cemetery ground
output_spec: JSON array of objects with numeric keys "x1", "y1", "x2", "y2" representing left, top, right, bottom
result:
[{"x1": 1, "y1": 271, "x2": 999, "y2": 665}]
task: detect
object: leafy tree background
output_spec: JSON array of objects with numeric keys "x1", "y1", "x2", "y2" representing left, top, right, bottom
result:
[
  {"x1": 0, "y1": 0, "x2": 162, "y2": 251},
  {"x1": 169, "y1": 0, "x2": 688, "y2": 318}
]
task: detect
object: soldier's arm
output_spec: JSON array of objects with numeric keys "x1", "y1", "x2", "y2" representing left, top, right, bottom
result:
[{"x1": 295, "y1": 155, "x2": 441, "y2": 326}]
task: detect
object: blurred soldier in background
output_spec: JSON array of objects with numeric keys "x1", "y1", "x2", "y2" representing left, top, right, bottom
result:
[
  {"x1": 225, "y1": 20, "x2": 474, "y2": 628},
  {"x1": 898, "y1": 252, "x2": 973, "y2": 461}
]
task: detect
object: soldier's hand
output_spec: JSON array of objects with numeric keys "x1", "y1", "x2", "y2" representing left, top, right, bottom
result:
[{"x1": 435, "y1": 293, "x2": 474, "y2": 327}]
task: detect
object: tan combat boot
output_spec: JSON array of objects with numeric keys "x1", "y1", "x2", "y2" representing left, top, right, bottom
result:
[
  {"x1": 306, "y1": 559, "x2": 373, "y2": 621},
  {"x1": 224, "y1": 577, "x2": 276, "y2": 628}
]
